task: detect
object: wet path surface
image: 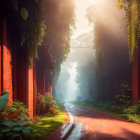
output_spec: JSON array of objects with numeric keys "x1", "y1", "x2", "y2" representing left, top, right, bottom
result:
[{"x1": 64, "y1": 103, "x2": 140, "y2": 140}]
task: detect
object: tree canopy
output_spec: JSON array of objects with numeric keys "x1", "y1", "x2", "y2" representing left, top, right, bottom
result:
[{"x1": 43, "y1": 0, "x2": 75, "y2": 66}]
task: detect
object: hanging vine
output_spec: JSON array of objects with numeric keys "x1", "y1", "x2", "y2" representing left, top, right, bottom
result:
[
  {"x1": 0, "y1": 0, "x2": 47, "y2": 64},
  {"x1": 118, "y1": 0, "x2": 140, "y2": 61}
]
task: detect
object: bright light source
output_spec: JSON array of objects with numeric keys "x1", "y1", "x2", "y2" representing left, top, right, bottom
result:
[{"x1": 85, "y1": 0, "x2": 101, "y2": 5}]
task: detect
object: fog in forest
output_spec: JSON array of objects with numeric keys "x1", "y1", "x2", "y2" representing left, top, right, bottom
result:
[{"x1": 54, "y1": 0, "x2": 128, "y2": 103}]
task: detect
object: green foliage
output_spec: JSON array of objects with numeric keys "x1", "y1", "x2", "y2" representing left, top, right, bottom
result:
[
  {"x1": 19, "y1": 0, "x2": 47, "y2": 63},
  {"x1": 123, "y1": 101, "x2": 140, "y2": 115},
  {"x1": 0, "y1": 120, "x2": 31, "y2": 140},
  {"x1": 118, "y1": 0, "x2": 140, "y2": 61},
  {"x1": 1, "y1": 101, "x2": 30, "y2": 122},
  {"x1": 20, "y1": 8, "x2": 28, "y2": 21},
  {"x1": 0, "y1": 98, "x2": 31, "y2": 139},
  {"x1": 30, "y1": 108, "x2": 67, "y2": 140},
  {"x1": 121, "y1": 102, "x2": 140, "y2": 123},
  {"x1": 0, "y1": 0, "x2": 47, "y2": 64},
  {"x1": 126, "y1": 114, "x2": 140, "y2": 123},
  {"x1": 44, "y1": 0, "x2": 75, "y2": 69},
  {"x1": 0, "y1": 91, "x2": 9, "y2": 112},
  {"x1": 37, "y1": 93, "x2": 58, "y2": 115},
  {"x1": 115, "y1": 81, "x2": 132, "y2": 107}
]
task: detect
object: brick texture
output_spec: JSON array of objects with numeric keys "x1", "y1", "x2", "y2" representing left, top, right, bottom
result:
[
  {"x1": 2, "y1": 19, "x2": 13, "y2": 101},
  {"x1": 37, "y1": 69, "x2": 45, "y2": 95},
  {"x1": 0, "y1": 18, "x2": 37, "y2": 118},
  {"x1": 33, "y1": 60, "x2": 37, "y2": 115},
  {"x1": 3, "y1": 45, "x2": 13, "y2": 101},
  {"x1": 28, "y1": 66, "x2": 34, "y2": 118},
  {"x1": 132, "y1": 49, "x2": 139, "y2": 103}
]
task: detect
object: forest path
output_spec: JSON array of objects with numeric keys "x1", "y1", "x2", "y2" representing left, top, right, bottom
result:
[{"x1": 64, "y1": 103, "x2": 140, "y2": 140}]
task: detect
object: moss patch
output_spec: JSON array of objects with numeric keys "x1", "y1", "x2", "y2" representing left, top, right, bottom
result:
[{"x1": 29, "y1": 108, "x2": 67, "y2": 140}]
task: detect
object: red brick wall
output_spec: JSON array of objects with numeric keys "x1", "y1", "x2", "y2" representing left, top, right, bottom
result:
[
  {"x1": 28, "y1": 66, "x2": 34, "y2": 118},
  {"x1": 0, "y1": 19, "x2": 2, "y2": 95},
  {"x1": 37, "y1": 70, "x2": 45, "y2": 95},
  {"x1": 1, "y1": 19, "x2": 13, "y2": 101},
  {"x1": 0, "y1": 18, "x2": 36, "y2": 118},
  {"x1": 16, "y1": 55, "x2": 35, "y2": 118},
  {"x1": 132, "y1": 49, "x2": 139, "y2": 103},
  {"x1": 0, "y1": 40, "x2": 1, "y2": 96},
  {"x1": 33, "y1": 60, "x2": 37, "y2": 115}
]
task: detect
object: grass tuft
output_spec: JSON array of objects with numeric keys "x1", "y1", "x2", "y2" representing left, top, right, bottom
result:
[{"x1": 29, "y1": 107, "x2": 67, "y2": 140}]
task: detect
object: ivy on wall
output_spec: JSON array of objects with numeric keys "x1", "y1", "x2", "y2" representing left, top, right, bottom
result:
[
  {"x1": 118, "y1": 0, "x2": 140, "y2": 61},
  {"x1": 0, "y1": 0, "x2": 47, "y2": 65}
]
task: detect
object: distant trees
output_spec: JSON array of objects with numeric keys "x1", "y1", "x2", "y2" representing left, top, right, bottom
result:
[
  {"x1": 76, "y1": 55, "x2": 96, "y2": 101},
  {"x1": 87, "y1": 0, "x2": 131, "y2": 102}
]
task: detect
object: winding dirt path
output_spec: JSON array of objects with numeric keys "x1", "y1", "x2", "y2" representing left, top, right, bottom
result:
[{"x1": 65, "y1": 103, "x2": 140, "y2": 140}]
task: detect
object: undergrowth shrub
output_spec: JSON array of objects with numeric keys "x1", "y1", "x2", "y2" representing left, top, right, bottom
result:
[
  {"x1": 37, "y1": 93, "x2": 58, "y2": 115},
  {"x1": 115, "y1": 81, "x2": 132, "y2": 107},
  {"x1": 0, "y1": 120, "x2": 31, "y2": 140},
  {"x1": 0, "y1": 91, "x2": 9, "y2": 113},
  {"x1": 1, "y1": 101, "x2": 30, "y2": 122},
  {"x1": 0, "y1": 91, "x2": 32, "y2": 140},
  {"x1": 123, "y1": 101, "x2": 140, "y2": 115},
  {"x1": 111, "y1": 81, "x2": 140, "y2": 123}
]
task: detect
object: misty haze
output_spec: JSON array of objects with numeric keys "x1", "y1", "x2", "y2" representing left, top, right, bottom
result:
[{"x1": 0, "y1": 0, "x2": 140, "y2": 140}]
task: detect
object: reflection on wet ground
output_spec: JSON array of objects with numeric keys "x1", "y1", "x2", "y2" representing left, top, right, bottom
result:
[
  {"x1": 65, "y1": 103, "x2": 88, "y2": 140},
  {"x1": 64, "y1": 103, "x2": 140, "y2": 140},
  {"x1": 67, "y1": 121, "x2": 88, "y2": 140}
]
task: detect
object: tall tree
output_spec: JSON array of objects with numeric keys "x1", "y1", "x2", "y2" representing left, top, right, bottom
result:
[
  {"x1": 42, "y1": 0, "x2": 75, "y2": 96},
  {"x1": 87, "y1": 0, "x2": 131, "y2": 102}
]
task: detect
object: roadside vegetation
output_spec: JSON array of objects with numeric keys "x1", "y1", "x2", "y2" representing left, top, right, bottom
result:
[
  {"x1": 0, "y1": 91, "x2": 67, "y2": 140},
  {"x1": 74, "y1": 81, "x2": 140, "y2": 124},
  {"x1": 29, "y1": 107, "x2": 67, "y2": 140}
]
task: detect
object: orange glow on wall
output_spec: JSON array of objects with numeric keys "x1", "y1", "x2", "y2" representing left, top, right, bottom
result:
[
  {"x1": 1, "y1": 18, "x2": 13, "y2": 101},
  {"x1": 28, "y1": 66, "x2": 34, "y2": 118}
]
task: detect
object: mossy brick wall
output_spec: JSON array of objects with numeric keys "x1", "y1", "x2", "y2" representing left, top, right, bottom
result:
[
  {"x1": 0, "y1": 18, "x2": 35, "y2": 118},
  {"x1": 131, "y1": 1, "x2": 140, "y2": 103}
]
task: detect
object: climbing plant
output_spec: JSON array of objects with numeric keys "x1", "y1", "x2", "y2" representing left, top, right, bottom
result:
[
  {"x1": 118, "y1": 0, "x2": 140, "y2": 61},
  {"x1": 0, "y1": 0, "x2": 47, "y2": 64},
  {"x1": 43, "y1": 0, "x2": 75, "y2": 66}
]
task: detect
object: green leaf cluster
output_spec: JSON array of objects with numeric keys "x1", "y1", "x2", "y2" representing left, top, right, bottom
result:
[
  {"x1": 43, "y1": 0, "x2": 75, "y2": 67},
  {"x1": 0, "y1": 120, "x2": 31, "y2": 140},
  {"x1": 0, "y1": 0, "x2": 47, "y2": 65},
  {"x1": 37, "y1": 93, "x2": 58, "y2": 115},
  {"x1": 118, "y1": 0, "x2": 140, "y2": 62},
  {"x1": 1, "y1": 101, "x2": 30, "y2": 122},
  {"x1": 114, "y1": 81, "x2": 132, "y2": 107},
  {"x1": 0, "y1": 91, "x2": 9, "y2": 112}
]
